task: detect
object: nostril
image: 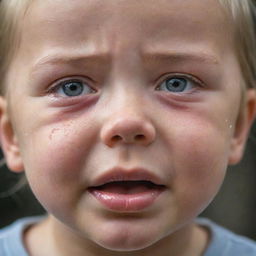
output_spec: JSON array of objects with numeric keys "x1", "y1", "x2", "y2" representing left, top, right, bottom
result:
[
  {"x1": 135, "y1": 134, "x2": 145, "y2": 141},
  {"x1": 111, "y1": 134, "x2": 146, "y2": 144},
  {"x1": 111, "y1": 135, "x2": 122, "y2": 143}
]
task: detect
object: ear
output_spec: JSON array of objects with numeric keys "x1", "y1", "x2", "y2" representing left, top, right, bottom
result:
[
  {"x1": 228, "y1": 89, "x2": 256, "y2": 165},
  {"x1": 0, "y1": 96, "x2": 24, "y2": 172}
]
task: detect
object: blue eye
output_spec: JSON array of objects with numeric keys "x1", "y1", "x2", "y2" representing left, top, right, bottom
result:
[
  {"x1": 158, "y1": 76, "x2": 196, "y2": 93},
  {"x1": 55, "y1": 80, "x2": 94, "y2": 97}
]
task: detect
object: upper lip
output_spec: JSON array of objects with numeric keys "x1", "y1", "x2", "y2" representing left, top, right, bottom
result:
[{"x1": 89, "y1": 167, "x2": 165, "y2": 188}]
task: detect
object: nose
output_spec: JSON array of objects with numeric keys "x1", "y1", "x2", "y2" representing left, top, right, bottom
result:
[{"x1": 100, "y1": 116, "x2": 156, "y2": 147}]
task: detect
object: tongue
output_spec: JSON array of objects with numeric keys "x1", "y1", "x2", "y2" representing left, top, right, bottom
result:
[{"x1": 96, "y1": 181, "x2": 157, "y2": 195}]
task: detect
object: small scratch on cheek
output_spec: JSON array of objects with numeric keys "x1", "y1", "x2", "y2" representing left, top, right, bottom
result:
[
  {"x1": 48, "y1": 121, "x2": 75, "y2": 141},
  {"x1": 49, "y1": 128, "x2": 61, "y2": 140}
]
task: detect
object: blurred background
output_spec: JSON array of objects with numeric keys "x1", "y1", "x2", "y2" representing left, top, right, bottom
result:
[{"x1": 0, "y1": 123, "x2": 256, "y2": 240}]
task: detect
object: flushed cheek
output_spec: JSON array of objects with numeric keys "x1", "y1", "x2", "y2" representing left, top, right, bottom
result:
[
  {"x1": 156, "y1": 103, "x2": 234, "y2": 214},
  {"x1": 170, "y1": 123, "x2": 230, "y2": 218},
  {"x1": 20, "y1": 121, "x2": 97, "y2": 214}
]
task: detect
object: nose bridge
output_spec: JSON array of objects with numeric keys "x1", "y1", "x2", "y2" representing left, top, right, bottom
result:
[
  {"x1": 105, "y1": 55, "x2": 147, "y2": 116},
  {"x1": 111, "y1": 82, "x2": 144, "y2": 115}
]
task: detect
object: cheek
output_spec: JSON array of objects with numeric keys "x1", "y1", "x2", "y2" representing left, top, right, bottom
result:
[
  {"x1": 19, "y1": 120, "x2": 98, "y2": 213},
  {"x1": 167, "y1": 114, "x2": 232, "y2": 216},
  {"x1": 175, "y1": 136, "x2": 228, "y2": 211}
]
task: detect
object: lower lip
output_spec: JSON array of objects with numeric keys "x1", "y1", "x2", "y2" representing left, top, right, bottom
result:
[{"x1": 89, "y1": 189, "x2": 163, "y2": 212}]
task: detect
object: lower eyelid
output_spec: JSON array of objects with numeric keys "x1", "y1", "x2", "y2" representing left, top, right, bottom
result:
[{"x1": 47, "y1": 93, "x2": 99, "y2": 109}]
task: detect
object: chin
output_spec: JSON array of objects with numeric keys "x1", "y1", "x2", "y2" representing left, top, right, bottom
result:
[
  {"x1": 96, "y1": 238, "x2": 157, "y2": 252},
  {"x1": 93, "y1": 226, "x2": 162, "y2": 252}
]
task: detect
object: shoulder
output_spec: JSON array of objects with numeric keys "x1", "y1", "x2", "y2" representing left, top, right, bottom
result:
[
  {"x1": 197, "y1": 218, "x2": 256, "y2": 256},
  {"x1": 0, "y1": 216, "x2": 44, "y2": 256}
]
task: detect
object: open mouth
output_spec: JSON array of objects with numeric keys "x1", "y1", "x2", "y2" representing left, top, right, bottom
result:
[
  {"x1": 90, "y1": 180, "x2": 165, "y2": 194},
  {"x1": 88, "y1": 180, "x2": 166, "y2": 212}
]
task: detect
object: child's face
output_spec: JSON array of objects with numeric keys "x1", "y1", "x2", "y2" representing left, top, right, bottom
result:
[{"x1": 1, "y1": 0, "x2": 255, "y2": 252}]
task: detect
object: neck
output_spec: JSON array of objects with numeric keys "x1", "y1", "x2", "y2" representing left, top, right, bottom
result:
[{"x1": 24, "y1": 216, "x2": 209, "y2": 256}]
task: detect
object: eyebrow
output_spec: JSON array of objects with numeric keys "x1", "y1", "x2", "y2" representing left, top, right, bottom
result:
[
  {"x1": 30, "y1": 53, "x2": 109, "y2": 74},
  {"x1": 142, "y1": 51, "x2": 220, "y2": 65},
  {"x1": 31, "y1": 51, "x2": 219, "y2": 76}
]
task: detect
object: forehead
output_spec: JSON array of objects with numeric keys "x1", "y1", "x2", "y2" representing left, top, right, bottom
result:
[
  {"x1": 19, "y1": 0, "x2": 233, "y2": 57},
  {"x1": 26, "y1": 0, "x2": 227, "y2": 29}
]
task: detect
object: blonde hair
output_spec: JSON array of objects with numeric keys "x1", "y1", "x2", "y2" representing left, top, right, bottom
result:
[
  {"x1": 0, "y1": 0, "x2": 255, "y2": 94},
  {"x1": 219, "y1": 0, "x2": 256, "y2": 90},
  {"x1": 0, "y1": 0, "x2": 31, "y2": 95}
]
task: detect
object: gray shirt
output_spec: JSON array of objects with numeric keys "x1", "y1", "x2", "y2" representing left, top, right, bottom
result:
[{"x1": 0, "y1": 216, "x2": 256, "y2": 255}]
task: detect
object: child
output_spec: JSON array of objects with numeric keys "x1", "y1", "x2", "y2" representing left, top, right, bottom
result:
[{"x1": 0, "y1": 0, "x2": 256, "y2": 255}]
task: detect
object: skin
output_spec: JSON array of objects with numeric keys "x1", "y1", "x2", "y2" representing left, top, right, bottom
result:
[{"x1": 0, "y1": 0, "x2": 256, "y2": 255}]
